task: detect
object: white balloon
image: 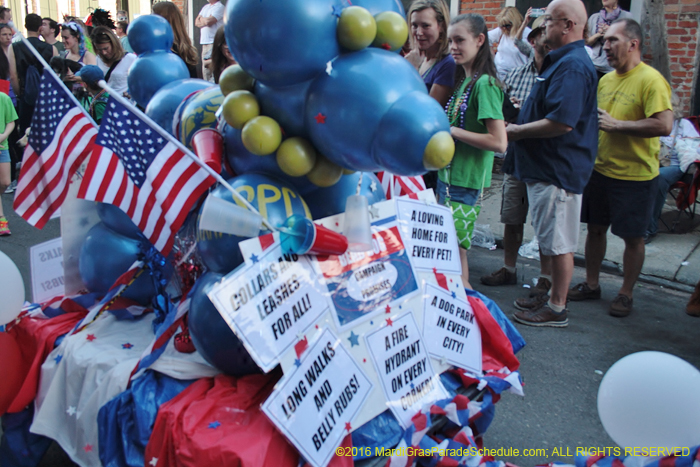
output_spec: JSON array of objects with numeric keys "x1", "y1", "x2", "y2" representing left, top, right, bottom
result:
[
  {"x1": 0, "y1": 251, "x2": 24, "y2": 325},
  {"x1": 598, "y1": 351, "x2": 700, "y2": 449}
]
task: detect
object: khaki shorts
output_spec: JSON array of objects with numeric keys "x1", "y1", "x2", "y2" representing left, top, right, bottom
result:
[
  {"x1": 500, "y1": 173, "x2": 528, "y2": 225},
  {"x1": 527, "y1": 182, "x2": 582, "y2": 256}
]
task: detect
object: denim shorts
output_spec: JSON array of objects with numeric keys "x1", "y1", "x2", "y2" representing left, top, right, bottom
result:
[
  {"x1": 436, "y1": 179, "x2": 480, "y2": 206},
  {"x1": 0, "y1": 149, "x2": 9, "y2": 163}
]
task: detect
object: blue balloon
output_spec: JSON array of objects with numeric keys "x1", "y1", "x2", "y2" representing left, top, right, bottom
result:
[
  {"x1": 351, "y1": 0, "x2": 405, "y2": 15},
  {"x1": 127, "y1": 15, "x2": 174, "y2": 55},
  {"x1": 128, "y1": 51, "x2": 190, "y2": 108},
  {"x1": 305, "y1": 48, "x2": 427, "y2": 172},
  {"x1": 145, "y1": 79, "x2": 213, "y2": 135},
  {"x1": 79, "y1": 223, "x2": 173, "y2": 305},
  {"x1": 302, "y1": 172, "x2": 386, "y2": 219},
  {"x1": 254, "y1": 80, "x2": 311, "y2": 138},
  {"x1": 196, "y1": 173, "x2": 311, "y2": 274},
  {"x1": 188, "y1": 272, "x2": 261, "y2": 376},
  {"x1": 372, "y1": 91, "x2": 450, "y2": 175},
  {"x1": 225, "y1": 0, "x2": 340, "y2": 86},
  {"x1": 96, "y1": 203, "x2": 143, "y2": 240}
]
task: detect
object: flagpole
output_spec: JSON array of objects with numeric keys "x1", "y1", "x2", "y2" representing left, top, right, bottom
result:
[
  {"x1": 97, "y1": 80, "x2": 277, "y2": 232},
  {"x1": 13, "y1": 27, "x2": 95, "y2": 122}
]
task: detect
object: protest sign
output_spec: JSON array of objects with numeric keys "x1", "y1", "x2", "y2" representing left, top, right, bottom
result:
[
  {"x1": 395, "y1": 198, "x2": 461, "y2": 275},
  {"x1": 364, "y1": 311, "x2": 448, "y2": 428},
  {"x1": 262, "y1": 328, "x2": 373, "y2": 467},
  {"x1": 30, "y1": 237, "x2": 65, "y2": 303},
  {"x1": 208, "y1": 241, "x2": 333, "y2": 372},
  {"x1": 422, "y1": 283, "x2": 482, "y2": 374}
]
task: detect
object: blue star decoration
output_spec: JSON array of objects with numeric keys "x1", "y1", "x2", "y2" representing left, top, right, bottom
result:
[
  {"x1": 410, "y1": 382, "x2": 415, "y2": 389},
  {"x1": 250, "y1": 253, "x2": 259, "y2": 264},
  {"x1": 54, "y1": 354, "x2": 63, "y2": 364},
  {"x1": 332, "y1": 5, "x2": 343, "y2": 17},
  {"x1": 451, "y1": 291, "x2": 457, "y2": 299},
  {"x1": 294, "y1": 358, "x2": 302, "y2": 368},
  {"x1": 208, "y1": 421, "x2": 221, "y2": 429},
  {"x1": 348, "y1": 331, "x2": 360, "y2": 347}
]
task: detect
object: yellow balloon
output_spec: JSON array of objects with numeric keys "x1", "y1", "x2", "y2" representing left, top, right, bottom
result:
[
  {"x1": 241, "y1": 116, "x2": 283, "y2": 156},
  {"x1": 222, "y1": 90, "x2": 260, "y2": 129},
  {"x1": 306, "y1": 154, "x2": 343, "y2": 187},
  {"x1": 276, "y1": 137, "x2": 317, "y2": 177},
  {"x1": 371, "y1": 11, "x2": 408, "y2": 52},
  {"x1": 337, "y1": 6, "x2": 377, "y2": 51},
  {"x1": 218, "y1": 65, "x2": 255, "y2": 96},
  {"x1": 423, "y1": 131, "x2": 455, "y2": 170}
]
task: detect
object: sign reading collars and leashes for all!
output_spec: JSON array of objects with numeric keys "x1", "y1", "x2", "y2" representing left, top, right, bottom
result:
[
  {"x1": 262, "y1": 328, "x2": 373, "y2": 467},
  {"x1": 208, "y1": 242, "x2": 333, "y2": 372}
]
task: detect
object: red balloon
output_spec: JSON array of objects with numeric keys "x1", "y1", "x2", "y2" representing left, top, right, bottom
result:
[{"x1": 0, "y1": 332, "x2": 25, "y2": 415}]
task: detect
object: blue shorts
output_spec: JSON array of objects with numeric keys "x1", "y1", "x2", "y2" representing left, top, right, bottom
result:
[
  {"x1": 0, "y1": 149, "x2": 9, "y2": 163},
  {"x1": 436, "y1": 179, "x2": 480, "y2": 206}
]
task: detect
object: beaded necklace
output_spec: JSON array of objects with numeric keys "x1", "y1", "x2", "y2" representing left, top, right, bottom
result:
[{"x1": 444, "y1": 72, "x2": 479, "y2": 128}]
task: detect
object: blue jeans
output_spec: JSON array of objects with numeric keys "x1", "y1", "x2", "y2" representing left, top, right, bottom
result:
[
  {"x1": 436, "y1": 179, "x2": 480, "y2": 206},
  {"x1": 648, "y1": 165, "x2": 684, "y2": 235}
]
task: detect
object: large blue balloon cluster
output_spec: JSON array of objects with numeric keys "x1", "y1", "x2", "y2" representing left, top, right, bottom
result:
[
  {"x1": 146, "y1": 79, "x2": 214, "y2": 136},
  {"x1": 126, "y1": 15, "x2": 190, "y2": 108}
]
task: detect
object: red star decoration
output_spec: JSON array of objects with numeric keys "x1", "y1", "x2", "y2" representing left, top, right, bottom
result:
[
  {"x1": 314, "y1": 113, "x2": 327, "y2": 124},
  {"x1": 386, "y1": 318, "x2": 393, "y2": 326},
  {"x1": 345, "y1": 422, "x2": 352, "y2": 432},
  {"x1": 84, "y1": 444, "x2": 93, "y2": 453},
  {"x1": 380, "y1": 43, "x2": 392, "y2": 50},
  {"x1": 86, "y1": 334, "x2": 96, "y2": 342},
  {"x1": 122, "y1": 343, "x2": 133, "y2": 349},
  {"x1": 363, "y1": 358, "x2": 366, "y2": 363},
  {"x1": 385, "y1": 305, "x2": 391, "y2": 314},
  {"x1": 315, "y1": 324, "x2": 319, "y2": 329}
]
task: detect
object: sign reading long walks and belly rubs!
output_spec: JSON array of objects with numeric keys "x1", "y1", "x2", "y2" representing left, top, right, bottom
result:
[
  {"x1": 422, "y1": 283, "x2": 482, "y2": 374},
  {"x1": 262, "y1": 329, "x2": 373, "y2": 467},
  {"x1": 316, "y1": 223, "x2": 419, "y2": 330},
  {"x1": 364, "y1": 311, "x2": 449, "y2": 428},
  {"x1": 395, "y1": 198, "x2": 461, "y2": 275},
  {"x1": 208, "y1": 243, "x2": 332, "y2": 372}
]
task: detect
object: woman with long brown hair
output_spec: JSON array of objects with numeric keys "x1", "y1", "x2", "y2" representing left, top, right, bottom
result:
[
  {"x1": 152, "y1": 1, "x2": 199, "y2": 78},
  {"x1": 209, "y1": 26, "x2": 236, "y2": 84}
]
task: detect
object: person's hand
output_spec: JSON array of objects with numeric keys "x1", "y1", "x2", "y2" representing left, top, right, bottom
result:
[
  {"x1": 510, "y1": 96, "x2": 522, "y2": 108},
  {"x1": 506, "y1": 123, "x2": 521, "y2": 141},
  {"x1": 597, "y1": 108, "x2": 618, "y2": 132},
  {"x1": 524, "y1": 7, "x2": 532, "y2": 23},
  {"x1": 64, "y1": 69, "x2": 79, "y2": 82},
  {"x1": 404, "y1": 48, "x2": 421, "y2": 70}
]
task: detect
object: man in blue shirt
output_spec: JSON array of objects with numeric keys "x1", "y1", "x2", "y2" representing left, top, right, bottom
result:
[{"x1": 506, "y1": 0, "x2": 598, "y2": 327}]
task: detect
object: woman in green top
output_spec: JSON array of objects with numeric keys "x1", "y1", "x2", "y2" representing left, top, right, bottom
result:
[{"x1": 440, "y1": 13, "x2": 507, "y2": 288}]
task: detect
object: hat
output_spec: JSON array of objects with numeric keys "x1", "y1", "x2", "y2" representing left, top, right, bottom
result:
[
  {"x1": 75, "y1": 65, "x2": 104, "y2": 88},
  {"x1": 527, "y1": 16, "x2": 546, "y2": 41}
]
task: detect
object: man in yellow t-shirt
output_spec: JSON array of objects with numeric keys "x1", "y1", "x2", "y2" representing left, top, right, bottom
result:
[{"x1": 569, "y1": 18, "x2": 672, "y2": 318}]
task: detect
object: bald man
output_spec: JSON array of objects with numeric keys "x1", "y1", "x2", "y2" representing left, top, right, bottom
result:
[{"x1": 505, "y1": 0, "x2": 598, "y2": 327}]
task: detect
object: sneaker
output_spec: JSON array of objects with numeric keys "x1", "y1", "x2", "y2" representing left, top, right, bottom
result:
[
  {"x1": 609, "y1": 294, "x2": 633, "y2": 318},
  {"x1": 568, "y1": 282, "x2": 601, "y2": 301},
  {"x1": 0, "y1": 217, "x2": 10, "y2": 236},
  {"x1": 480, "y1": 267, "x2": 517, "y2": 286},
  {"x1": 530, "y1": 277, "x2": 552, "y2": 297},
  {"x1": 514, "y1": 293, "x2": 549, "y2": 312},
  {"x1": 513, "y1": 303, "x2": 568, "y2": 327},
  {"x1": 3, "y1": 180, "x2": 16, "y2": 194},
  {"x1": 643, "y1": 232, "x2": 656, "y2": 244}
]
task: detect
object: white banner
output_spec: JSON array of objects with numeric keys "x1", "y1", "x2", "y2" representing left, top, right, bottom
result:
[{"x1": 30, "y1": 237, "x2": 65, "y2": 303}]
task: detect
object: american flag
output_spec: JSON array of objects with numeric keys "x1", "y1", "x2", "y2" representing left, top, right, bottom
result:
[
  {"x1": 376, "y1": 171, "x2": 427, "y2": 200},
  {"x1": 13, "y1": 68, "x2": 98, "y2": 228},
  {"x1": 78, "y1": 97, "x2": 216, "y2": 255}
]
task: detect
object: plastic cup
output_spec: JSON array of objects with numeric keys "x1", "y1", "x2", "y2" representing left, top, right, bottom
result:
[
  {"x1": 279, "y1": 215, "x2": 348, "y2": 256},
  {"x1": 199, "y1": 195, "x2": 263, "y2": 238},
  {"x1": 344, "y1": 195, "x2": 373, "y2": 252},
  {"x1": 191, "y1": 128, "x2": 224, "y2": 173}
]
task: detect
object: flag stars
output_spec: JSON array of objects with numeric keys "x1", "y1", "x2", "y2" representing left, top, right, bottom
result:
[{"x1": 67, "y1": 406, "x2": 77, "y2": 416}]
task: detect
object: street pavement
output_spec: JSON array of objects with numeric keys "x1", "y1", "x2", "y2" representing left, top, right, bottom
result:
[{"x1": 1, "y1": 180, "x2": 699, "y2": 466}]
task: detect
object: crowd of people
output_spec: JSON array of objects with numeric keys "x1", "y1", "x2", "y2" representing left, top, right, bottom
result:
[{"x1": 404, "y1": 0, "x2": 686, "y2": 324}]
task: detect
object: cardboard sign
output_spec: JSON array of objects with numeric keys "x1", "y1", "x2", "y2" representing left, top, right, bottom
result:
[
  {"x1": 395, "y1": 198, "x2": 461, "y2": 275},
  {"x1": 364, "y1": 311, "x2": 448, "y2": 428},
  {"x1": 422, "y1": 283, "x2": 482, "y2": 374},
  {"x1": 317, "y1": 223, "x2": 419, "y2": 330},
  {"x1": 30, "y1": 238, "x2": 65, "y2": 303},
  {"x1": 262, "y1": 328, "x2": 373, "y2": 467},
  {"x1": 208, "y1": 242, "x2": 332, "y2": 372}
]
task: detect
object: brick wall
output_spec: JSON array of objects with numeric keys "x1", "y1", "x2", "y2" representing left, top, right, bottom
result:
[
  {"x1": 172, "y1": 0, "x2": 185, "y2": 13},
  {"x1": 460, "y1": 0, "x2": 700, "y2": 116}
]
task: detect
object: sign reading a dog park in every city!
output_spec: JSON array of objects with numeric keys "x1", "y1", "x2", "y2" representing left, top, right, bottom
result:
[
  {"x1": 395, "y1": 197, "x2": 461, "y2": 275},
  {"x1": 364, "y1": 311, "x2": 449, "y2": 428},
  {"x1": 315, "y1": 223, "x2": 420, "y2": 330},
  {"x1": 262, "y1": 328, "x2": 373, "y2": 467},
  {"x1": 422, "y1": 283, "x2": 482, "y2": 374},
  {"x1": 208, "y1": 242, "x2": 332, "y2": 372}
]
